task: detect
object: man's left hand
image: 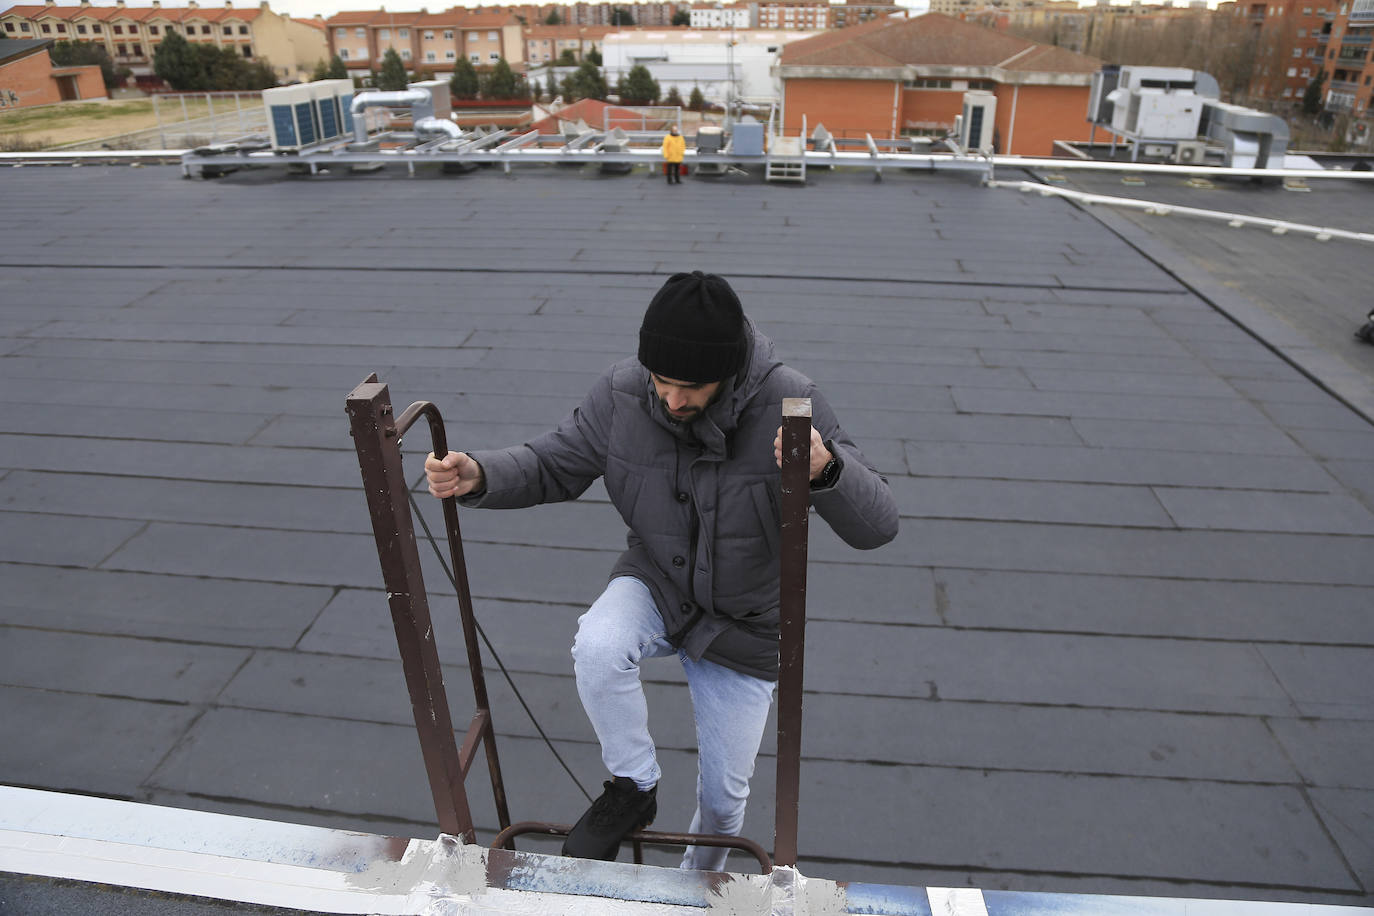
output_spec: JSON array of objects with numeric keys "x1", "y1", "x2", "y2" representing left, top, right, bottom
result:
[{"x1": 774, "y1": 425, "x2": 832, "y2": 482}]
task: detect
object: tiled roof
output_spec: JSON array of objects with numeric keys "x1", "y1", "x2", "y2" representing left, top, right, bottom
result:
[
  {"x1": 1, "y1": 3, "x2": 262, "y2": 23},
  {"x1": 780, "y1": 11, "x2": 1099, "y2": 73}
]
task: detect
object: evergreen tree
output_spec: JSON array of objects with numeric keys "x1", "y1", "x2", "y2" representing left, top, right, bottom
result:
[
  {"x1": 586, "y1": 47, "x2": 602, "y2": 65},
  {"x1": 50, "y1": 39, "x2": 120, "y2": 88},
  {"x1": 544, "y1": 9, "x2": 561, "y2": 24},
  {"x1": 1302, "y1": 70, "x2": 1325, "y2": 116},
  {"x1": 480, "y1": 58, "x2": 518, "y2": 99},
  {"x1": 610, "y1": 6, "x2": 634, "y2": 25},
  {"x1": 545, "y1": 70, "x2": 558, "y2": 100},
  {"x1": 378, "y1": 48, "x2": 408, "y2": 90},
  {"x1": 562, "y1": 60, "x2": 607, "y2": 100},
  {"x1": 620, "y1": 64, "x2": 659, "y2": 104},
  {"x1": 687, "y1": 84, "x2": 705, "y2": 112},
  {"x1": 664, "y1": 86, "x2": 683, "y2": 108},
  {"x1": 328, "y1": 55, "x2": 348, "y2": 79},
  {"x1": 671, "y1": 9, "x2": 690, "y2": 26},
  {"x1": 312, "y1": 58, "x2": 330, "y2": 81},
  {"x1": 153, "y1": 30, "x2": 203, "y2": 90},
  {"x1": 245, "y1": 59, "x2": 278, "y2": 90},
  {"x1": 449, "y1": 57, "x2": 480, "y2": 98}
]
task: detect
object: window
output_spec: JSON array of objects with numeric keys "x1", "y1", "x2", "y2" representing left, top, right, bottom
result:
[
  {"x1": 336, "y1": 27, "x2": 346, "y2": 36},
  {"x1": 239, "y1": 25, "x2": 247, "y2": 34},
  {"x1": 380, "y1": 27, "x2": 390, "y2": 37},
  {"x1": 223, "y1": 25, "x2": 232, "y2": 34},
  {"x1": 21, "y1": 21, "x2": 30, "y2": 30},
  {"x1": 489, "y1": 51, "x2": 499, "y2": 60},
  {"x1": 445, "y1": 49, "x2": 455, "y2": 59},
  {"x1": 468, "y1": 31, "x2": 477, "y2": 41},
  {"x1": 1283, "y1": 87, "x2": 1294, "y2": 96},
  {"x1": 77, "y1": 23, "x2": 87, "y2": 33},
  {"x1": 443, "y1": 29, "x2": 453, "y2": 39},
  {"x1": 40, "y1": 22, "x2": 51, "y2": 33},
  {"x1": 425, "y1": 50, "x2": 435, "y2": 61},
  {"x1": 401, "y1": 48, "x2": 411, "y2": 59},
  {"x1": 112, "y1": 23, "x2": 122, "y2": 33},
  {"x1": 1298, "y1": 27, "x2": 1306, "y2": 34},
  {"x1": 202, "y1": 24, "x2": 211, "y2": 34},
  {"x1": 1302, "y1": 67, "x2": 1311, "y2": 75},
  {"x1": 117, "y1": 43, "x2": 127, "y2": 54},
  {"x1": 56, "y1": 23, "x2": 65, "y2": 32},
  {"x1": 128, "y1": 24, "x2": 137, "y2": 32},
  {"x1": 241, "y1": 44, "x2": 251, "y2": 57},
  {"x1": 355, "y1": 26, "x2": 365, "y2": 37},
  {"x1": 488, "y1": 29, "x2": 497, "y2": 39},
  {"x1": 399, "y1": 28, "x2": 408, "y2": 37},
  {"x1": 1295, "y1": 46, "x2": 1303, "y2": 55},
  {"x1": 1288, "y1": 66, "x2": 1298, "y2": 75},
  {"x1": 340, "y1": 48, "x2": 349, "y2": 58},
  {"x1": 424, "y1": 30, "x2": 434, "y2": 39},
  {"x1": 150, "y1": 24, "x2": 159, "y2": 34},
  {"x1": 91, "y1": 23, "x2": 99, "y2": 32},
  {"x1": 470, "y1": 52, "x2": 480, "y2": 62}
]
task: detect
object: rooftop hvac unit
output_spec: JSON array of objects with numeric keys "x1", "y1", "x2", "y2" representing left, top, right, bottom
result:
[
  {"x1": 1088, "y1": 65, "x2": 1120, "y2": 126},
  {"x1": 1173, "y1": 140, "x2": 1208, "y2": 164},
  {"x1": 263, "y1": 80, "x2": 355, "y2": 152},
  {"x1": 960, "y1": 91, "x2": 996, "y2": 154}
]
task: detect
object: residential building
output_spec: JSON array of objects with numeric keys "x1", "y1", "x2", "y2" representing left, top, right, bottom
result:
[
  {"x1": 1227, "y1": 0, "x2": 1331, "y2": 105},
  {"x1": 523, "y1": 23, "x2": 610, "y2": 64},
  {"x1": 559, "y1": 2, "x2": 683, "y2": 27},
  {"x1": 1320, "y1": 0, "x2": 1373, "y2": 122},
  {"x1": 831, "y1": 0, "x2": 905, "y2": 29},
  {"x1": 778, "y1": 11, "x2": 1101, "y2": 154},
  {"x1": 0, "y1": 35, "x2": 104, "y2": 107},
  {"x1": 0, "y1": 0, "x2": 328, "y2": 83},
  {"x1": 324, "y1": 7, "x2": 523, "y2": 76},
  {"x1": 757, "y1": 0, "x2": 831, "y2": 30},
  {"x1": 689, "y1": 3, "x2": 753, "y2": 29}
]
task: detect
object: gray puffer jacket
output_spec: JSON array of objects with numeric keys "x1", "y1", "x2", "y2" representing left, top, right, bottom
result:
[{"x1": 463, "y1": 322, "x2": 898, "y2": 680}]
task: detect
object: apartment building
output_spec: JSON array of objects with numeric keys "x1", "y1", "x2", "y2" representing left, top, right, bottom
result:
[
  {"x1": 324, "y1": 7, "x2": 523, "y2": 76},
  {"x1": 757, "y1": 0, "x2": 831, "y2": 30},
  {"x1": 558, "y1": 2, "x2": 682, "y2": 26},
  {"x1": 0, "y1": 0, "x2": 327, "y2": 82},
  {"x1": 778, "y1": 11, "x2": 1100, "y2": 154},
  {"x1": 689, "y1": 3, "x2": 753, "y2": 28},
  {"x1": 1226, "y1": 0, "x2": 1330, "y2": 105},
  {"x1": 830, "y1": 0, "x2": 905, "y2": 28},
  {"x1": 523, "y1": 23, "x2": 610, "y2": 64},
  {"x1": 1319, "y1": 0, "x2": 1372, "y2": 118}
]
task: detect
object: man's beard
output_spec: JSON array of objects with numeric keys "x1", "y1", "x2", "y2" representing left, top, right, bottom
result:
[{"x1": 660, "y1": 398, "x2": 703, "y2": 422}]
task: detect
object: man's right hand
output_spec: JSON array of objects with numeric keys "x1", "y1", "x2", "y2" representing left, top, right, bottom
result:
[{"x1": 425, "y1": 451, "x2": 485, "y2": 499}]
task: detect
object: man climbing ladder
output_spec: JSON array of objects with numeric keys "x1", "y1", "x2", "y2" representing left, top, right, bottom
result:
[{"x1": 425, "y1": 271, "x2": 898, "y2": 869}]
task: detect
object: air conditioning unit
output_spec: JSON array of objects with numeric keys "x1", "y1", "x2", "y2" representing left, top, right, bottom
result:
[
  {"x1": 1173, "y1": 140, "x2": 1208, "y2": 164},
  {"x1": 263, "y1": 79, "x2": 355, "y2": 151},
  {"x1": 959, "y1": 90, "x2": 997, "y2": 154}
]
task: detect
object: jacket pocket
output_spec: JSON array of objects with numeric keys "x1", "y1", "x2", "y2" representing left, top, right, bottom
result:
[{"x1": 747, "y1": 479, "x2": 780, "y2": 560}]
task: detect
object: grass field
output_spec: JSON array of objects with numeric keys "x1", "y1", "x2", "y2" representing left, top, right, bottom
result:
[{"x1": 0, "y1": 97, "x2": 235, "y2": 150}]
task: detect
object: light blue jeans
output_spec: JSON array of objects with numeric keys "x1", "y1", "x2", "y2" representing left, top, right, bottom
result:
[{"x1": 572, "y1": 576, "x2": 777, "y2": 872}]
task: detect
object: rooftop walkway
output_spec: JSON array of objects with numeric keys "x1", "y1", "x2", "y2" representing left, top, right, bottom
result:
[{"x1": 0, "y1": 162, "x2": 1371, "y2": 909}]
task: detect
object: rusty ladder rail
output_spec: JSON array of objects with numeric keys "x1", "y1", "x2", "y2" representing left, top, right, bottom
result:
[{"x1": 345, "y1": 375, "x2": 811, "y2": 873}]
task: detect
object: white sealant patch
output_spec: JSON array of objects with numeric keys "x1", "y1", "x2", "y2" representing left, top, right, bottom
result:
[{"x1": 704, "y1": 870, "x2": 771, "y2": 914}]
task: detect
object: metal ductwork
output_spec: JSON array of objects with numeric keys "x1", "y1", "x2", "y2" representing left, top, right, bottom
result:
[
  {"x1": 349, "y1": 81, "x2": 454, "y2": 144},
  {"x1": 415, "y1": 117, "x2": 463, "y2": 140},
  {"x1": 1199, "y1": 100, "x2": 1290, "y2": 170}
]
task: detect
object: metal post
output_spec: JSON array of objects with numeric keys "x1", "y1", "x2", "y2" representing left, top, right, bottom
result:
[
  {"x1": 345, "y1": 376, "x2": 475, "y2": 841},
  {"x1": 773, "y1": 397, "x2": 811, "y2": 867},
  {"x1": 208, "y1": 93, "x2": 217, "y2": 141}
]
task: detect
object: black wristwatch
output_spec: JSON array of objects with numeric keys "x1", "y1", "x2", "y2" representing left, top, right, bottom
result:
[{"x1": 810, "y1": 441, "x2": 842, "y2": 490}]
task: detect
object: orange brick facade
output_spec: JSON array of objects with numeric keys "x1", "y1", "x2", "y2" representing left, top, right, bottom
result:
[
  {"x1": 0, "y1": 47, "x2": 104, "y2": 109},
  {"x1": 784, "y1": 77, "x2": 1093, "y2": 155}
]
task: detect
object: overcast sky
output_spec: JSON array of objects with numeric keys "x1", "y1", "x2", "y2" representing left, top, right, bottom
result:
[{"x1": 49, "y1": 0, "x2": 935, "y2": 22}]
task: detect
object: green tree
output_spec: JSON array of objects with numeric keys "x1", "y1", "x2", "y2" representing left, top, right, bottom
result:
[
  {"x1": 557, "y1": 48, "x2": 578, "y2": 65},
  {"x1": 1302, "y1": 69, "x2": 1325, "y2": 116},
  {"x1": 586, "y1": 47, "x2": 602, "y2": 65},
  {"x1": 544, "y1": 9, "x2": 561, "y2": 24},
  {"x1": 377, "y1": 47, "x2": 408, "y2": 90},
  {"x1": 245, "y1": 58, "x2": 278, "y2": 90},
  {"x1": 610, "y1": 6, "x2": 634, "y2": 25},
  {"x1": 328, "y1": 54, "x2": 348, "y2": 79},
  {"x1": 49, "y1": 39, "x2": 120, "y2": 88},
  {"x1": 480, "y1": 58, "x2": 519, "y2": 99},
  {"x1": 449, "y1": 57, "x2": 480, "y2": 98},
  {"x1": 620, "y1": 64, "x2": 658, "y2": 104},
  {"x1": 545, "y1": 69, "x2": 558, "y2": 100},
  {"x1": 153, "y1": 30, "x2": 203, "y2": 90},
  {"x1": 687, "y1": 84, "x2": 705, "y2": 112},
  {"x1": 312, "y1": 58, "x2": 329, "y2": 81},
  {"x1": 664, "y1": 85, "x2": 683, "y2": 108},
  {"x1": 568, "y1": 59, "x2": 608, "y2": 100},
  {"x1": 671, "y1": 9, "x2": 690, "y2": 26}
]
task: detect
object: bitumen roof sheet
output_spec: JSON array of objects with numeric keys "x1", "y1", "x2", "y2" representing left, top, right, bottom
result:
[{"x1": 0, "y1": 159, "x2": 1371, "y2": 909}]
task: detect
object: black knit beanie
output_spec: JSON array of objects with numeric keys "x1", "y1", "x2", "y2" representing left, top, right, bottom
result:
[{"x1": 638, "y1": 271, "x2": 748, "y2": 383}]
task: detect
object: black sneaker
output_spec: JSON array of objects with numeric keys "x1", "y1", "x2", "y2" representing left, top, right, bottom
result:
[{"x1": 561, "y1": 777, "x2": 657, "y2": 861}]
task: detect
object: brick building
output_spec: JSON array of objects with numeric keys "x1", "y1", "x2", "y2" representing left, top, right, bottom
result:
[
  {"x1": 1320, "y1": 0, "x2": 1373, "y2": 121},
  {"x1": 324, "y1": 7, "x2": 524, "y2": 76},
  {"x1": 523, "y1": 23, "x2": 610, "y2": 64},
  {"x1": 0, "y1": 36, "x2": 104, "y2": 108},
  {"x1": 778, "y1": 12, "x2": 1101, "y2": 155},
  {"x1": 0, "y1": 0, "x2": 328, "y2": 83}
]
